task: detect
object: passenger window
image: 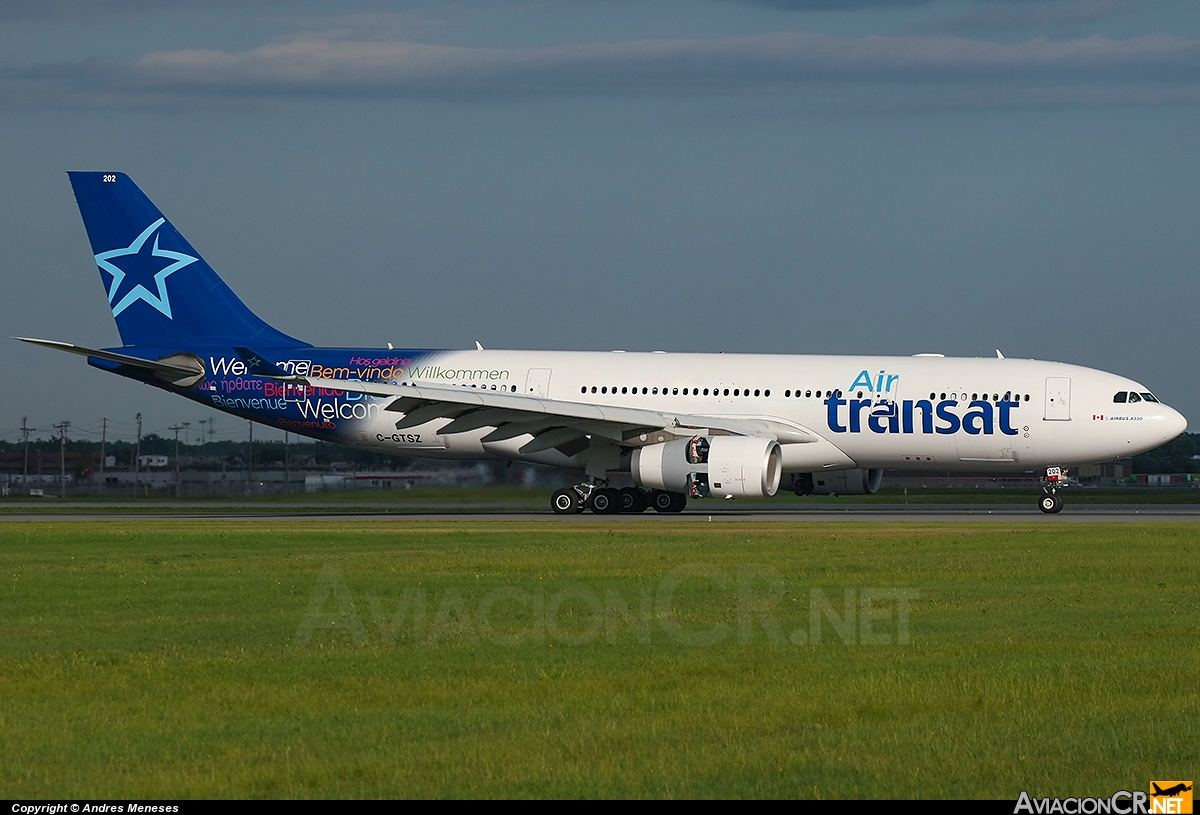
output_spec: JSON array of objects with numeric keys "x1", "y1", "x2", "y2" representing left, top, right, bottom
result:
[{"x1": 1113, "y1": 392, "x2": 1127, "y2": 403}]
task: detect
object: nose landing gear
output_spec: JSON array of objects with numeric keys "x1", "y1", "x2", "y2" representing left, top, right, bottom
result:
[
  {"x1": 1038, "y1": 467, "x2": 1065, "y2": 514},
  {"x1": 1039, "y1": 493, "x2": 1063, "y2": 513}
]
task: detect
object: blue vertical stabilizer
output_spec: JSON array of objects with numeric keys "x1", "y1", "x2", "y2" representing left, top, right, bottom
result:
[{"x1": 68, "y1": 172, "x2": 308, "y2": 349}]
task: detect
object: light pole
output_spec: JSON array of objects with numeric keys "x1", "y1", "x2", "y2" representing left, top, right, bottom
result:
[
  {"x1": 99, "y1": 417, "x2": 107, "y2": 495},
  {"x1": 133, "y1": 412, "x2": 142, "y2": 495},
  {"x1": 53, "y1": 421, "x2": 70, "y2": 498},
  {"x1": 169, "y1": 425, "x2": 183, "y2": 498},
  {"x1": 247, "y1": 420, "x2": 254, "y2": 492},
  {"x1": 21, "y1": 417, "x2": 34, "y2": 488}
]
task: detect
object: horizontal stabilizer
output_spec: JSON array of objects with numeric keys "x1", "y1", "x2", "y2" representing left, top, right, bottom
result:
[{"x1": 14, "y1": 337, "x2": 205, "y2": 387}]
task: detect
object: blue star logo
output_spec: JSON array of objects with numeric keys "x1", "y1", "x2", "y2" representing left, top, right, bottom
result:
[{"x1": 95, "y1": 218, "x2": 199, "y2": 319}]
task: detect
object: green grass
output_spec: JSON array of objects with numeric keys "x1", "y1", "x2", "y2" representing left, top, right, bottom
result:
[{"x1": 1, "y1": 521, "x2": 1197, "y2": 797}]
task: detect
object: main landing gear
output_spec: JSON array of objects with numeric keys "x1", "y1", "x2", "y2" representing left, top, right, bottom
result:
[
  {"x1": 551, "y1": 484, "x2": 686, "y2": 515},
  {"x1": 1038, "y1": 466, "x2": 1065, "y2": 514}
]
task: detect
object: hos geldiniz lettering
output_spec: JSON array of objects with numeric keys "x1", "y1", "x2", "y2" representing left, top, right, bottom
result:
[{"x1": 827, "y1": 369, "x2": 1021, "y2": 436}]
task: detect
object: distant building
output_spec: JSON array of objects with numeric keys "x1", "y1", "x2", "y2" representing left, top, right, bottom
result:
[{"x1": 1075, "y1": 458, "x2": 1133, "y2": 484}]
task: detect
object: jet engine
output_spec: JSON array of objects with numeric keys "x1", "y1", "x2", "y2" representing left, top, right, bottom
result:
[
  {"x1": 788, "y1": 468, "x2": 884, "y2": 496},
  {"x1": 630, "y1": 435, "x2": 783, "y2": 499}
]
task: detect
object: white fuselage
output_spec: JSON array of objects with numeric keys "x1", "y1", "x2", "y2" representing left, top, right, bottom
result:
[{"x1": 342, "y1": 349, "x2": 1186, "y2": 473}]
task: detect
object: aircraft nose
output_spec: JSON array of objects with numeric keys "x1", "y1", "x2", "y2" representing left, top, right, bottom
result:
[
  {"x1": 1152, "y1": 404, "x2": 1189, "y2": 443},
  {"x1": 1166, "y1": 405, "x2": 1188, "y2": 439}
]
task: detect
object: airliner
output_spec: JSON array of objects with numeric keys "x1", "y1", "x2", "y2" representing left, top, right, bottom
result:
[{"x1": 18, "y1": 173, "x2": 1187, "y2": 514}]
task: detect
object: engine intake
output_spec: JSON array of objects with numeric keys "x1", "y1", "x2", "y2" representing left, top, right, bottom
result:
[{"x1": 631, "y1": 435, "x2": 783, "y2": 499}]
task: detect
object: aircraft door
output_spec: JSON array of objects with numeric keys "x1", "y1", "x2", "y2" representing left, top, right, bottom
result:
[
  {"x1": 1044, "y1": 377, "x2": 1071, "y2": 421},
  {"x1": 525, "y1": 368, "x2": 552, "y2": 398}
]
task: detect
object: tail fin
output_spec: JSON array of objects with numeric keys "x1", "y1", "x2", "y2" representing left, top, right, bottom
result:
[{"x1": 68, "y1": 172, "x2": 308, "y2": 349}]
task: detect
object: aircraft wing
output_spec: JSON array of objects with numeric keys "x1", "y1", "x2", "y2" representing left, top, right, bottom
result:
[{"x1": 284, "y1": 374, "x2": 816, "y2": 452}]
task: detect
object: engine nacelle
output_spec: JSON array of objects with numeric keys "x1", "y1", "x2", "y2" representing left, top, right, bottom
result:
[
  {"x1": 788, "y1": 468, "x2": 883, "y2": 496},
  {"x1": 631, "y1": 435, "x2": 783, "y2": 499}
]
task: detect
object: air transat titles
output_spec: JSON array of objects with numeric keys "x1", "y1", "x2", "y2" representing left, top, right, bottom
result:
[{"x1": 825, "y1": 393, "x2": 1021, "y2": 435}]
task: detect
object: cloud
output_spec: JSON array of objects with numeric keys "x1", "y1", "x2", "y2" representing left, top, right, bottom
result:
[
  {"x1": 735, "y1": 0, "x2": 935, "y2": 8},
  {"x1": 953, "y1": 0, "x2": 1142, "y2": 30},
  {"x1": 5, "y1": 29, "x2": 1200, "y2": 109},
  {"x1": 0, "y1": 0, "x2": 269, "y2": 21}
]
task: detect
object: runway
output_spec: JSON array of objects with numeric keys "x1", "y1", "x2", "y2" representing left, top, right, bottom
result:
[{"x1": 3, "y1": 505, "x2": 1199, "y2": 522}]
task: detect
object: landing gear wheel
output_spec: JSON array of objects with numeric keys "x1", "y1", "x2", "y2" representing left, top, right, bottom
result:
[
  {"x1": 651, "y1": 490, "x2": 675, "y2": 513},
  {"x1": 590, "y1": 487, "x2": 622, "y2": 515},
  {"x1": 1038, "y1": 493, "x2": 1063, "y2": 514},
  {"x1": 552, "y1": 488, "x2": 582, "y2": 515},
  {"x1": 652, "y1": 490, "x2": 687, "y2": 513},
  {"x1": 619, "y1": 487, "x2": 648, "y2": 513}
]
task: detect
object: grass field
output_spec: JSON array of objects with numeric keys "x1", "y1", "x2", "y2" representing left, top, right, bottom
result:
[{"x1": 1, "y1": 520, "x2": 1196, "y2": 798}]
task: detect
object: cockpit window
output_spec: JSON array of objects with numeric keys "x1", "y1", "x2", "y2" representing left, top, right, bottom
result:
[
  {"x1": 1113, "y1": 392, "x2": 1127, "y2": 403},
  {"x1": 1127, "y1": 392, "x2": 1142, "y2": 403},
  {"x1": 1141, "y1": 393, "x2": 1158, "y2": 403}
]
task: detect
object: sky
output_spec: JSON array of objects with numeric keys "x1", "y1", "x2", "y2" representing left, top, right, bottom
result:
[{"x1": 2, "y1": 0, "x2": 1198, "y2": 446}]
